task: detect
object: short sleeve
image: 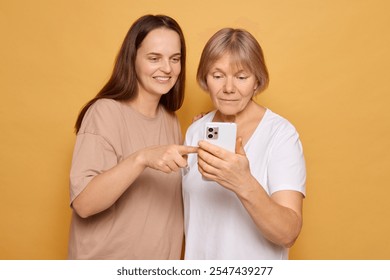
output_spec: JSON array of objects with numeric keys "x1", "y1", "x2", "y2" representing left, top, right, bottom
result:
[
  {"x1": 267, "y1": 124, "x2": 306, "y2": 196},
  {"x1": 69, "y1": 100, "x2": 121, "y2": 204},
  {"x1": 69, "y1": 132, "x2": 118, "y2": 203}
]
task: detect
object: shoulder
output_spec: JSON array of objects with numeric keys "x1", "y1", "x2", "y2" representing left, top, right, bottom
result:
[
  {"x1": 78, "y1": 99, "x2": 123, "y2": 135},
  {"x1": 261, "y1": 110, "x2": 304, "y2": 155},
  {"x1": 89, "y1": 98, "x2": 122, "y2": 115},
  {"x1": 264, "y1": 109, "x2": 299, "y2": 137}
]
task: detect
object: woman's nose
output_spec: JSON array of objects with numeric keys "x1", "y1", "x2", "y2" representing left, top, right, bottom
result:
[
  {"x1": 223, "y1": 77, "x2": 235, "y2": 93},
  {"x1": 159, "y1": 59, "x2": 172, "y2": 73}
]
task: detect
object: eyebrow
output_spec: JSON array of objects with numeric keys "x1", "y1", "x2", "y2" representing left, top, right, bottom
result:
[{"x1": 147, "y1": 52, "x2": 181, "y2": 57}]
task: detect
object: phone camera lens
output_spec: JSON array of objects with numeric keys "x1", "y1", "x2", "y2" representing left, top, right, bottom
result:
[
  {"x1": 207, "y1": 134, "x2": 213, "y2": 139},
  {"x1": 208, "y1": 127, "x2": 213, "y2": 132}
]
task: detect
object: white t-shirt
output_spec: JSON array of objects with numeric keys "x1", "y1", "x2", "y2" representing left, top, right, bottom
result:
[{"x1": 182, "y1": 109, "x2": 306, "y2": 259}]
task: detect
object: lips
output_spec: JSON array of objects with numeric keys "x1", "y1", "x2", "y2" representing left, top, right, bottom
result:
[
  {"x1": 153, "y1": 76, "x2": 171, "y2": 82},
  {"x1": 220, "y1": 99, "x2": 238, "y2": 102}
]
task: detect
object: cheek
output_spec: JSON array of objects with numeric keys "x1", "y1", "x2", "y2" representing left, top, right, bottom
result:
[
  {"x1": 210, "y1": 95, "x2": 219, "y2": 105},
  {"x1": 173, "y1": 64, "x2": 181, "y2": 75},
  {"x1": 240, "y1": 85, "x2": 256, "y2": 98},
  {"x1": 206, "y1": 82, "x2": 221, "y2": 96},
  {"x1": 207, "y1": 88, "x2": 220, "y2": 103}
]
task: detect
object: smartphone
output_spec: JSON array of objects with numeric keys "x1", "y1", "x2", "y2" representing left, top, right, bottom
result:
[{"x1": 204, "y1": 122, "x2": 237, "y2": 152}]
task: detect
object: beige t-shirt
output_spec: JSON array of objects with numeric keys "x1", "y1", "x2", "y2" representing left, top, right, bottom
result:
[{"x1": 68, "y1": 99, "x2": 183, "y2": 259}]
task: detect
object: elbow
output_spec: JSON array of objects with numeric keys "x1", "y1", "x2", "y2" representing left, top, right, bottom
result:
[
  {"x1": 282, "y1": 236, "x2": 298, "y2": 248},
  {"x1": 71, "y1": 199, "x2": 93, "y2": 219},
  {"x1": 276, "y1": 233, "x2": 299, "y2": 248},
  {"x1": 75, "y1": 210, "x2": 91, "y2": 219},
  {"x1": 266, "y1": 231, "x2": 300, "y2": 248},
  {"x1": 280, "y1": 224, "x2": 302, "y2": 248}
]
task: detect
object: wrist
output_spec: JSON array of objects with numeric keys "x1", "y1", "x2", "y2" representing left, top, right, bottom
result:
[
  {"x1": 131, "y1": 149, "x2": 147, "y2": 169},
  {"x1": 236, "y1": 175, "x2": 260, "y2": 201}
]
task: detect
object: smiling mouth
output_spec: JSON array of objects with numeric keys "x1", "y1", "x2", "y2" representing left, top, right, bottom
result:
[{"x1": 154, "y1": 76, "x2": 171, "y2": 81}]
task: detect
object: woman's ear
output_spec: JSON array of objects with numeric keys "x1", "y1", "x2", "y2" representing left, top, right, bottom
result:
[
  {"x1": 199, "y1": 79, "x2": 209, "y2": 93},
  {"x1": 254, "y1": 80, "x2": 260, "y2": 91},
  {"x1": 253, "y1": 81, "x2": 260, "y2": 96}
]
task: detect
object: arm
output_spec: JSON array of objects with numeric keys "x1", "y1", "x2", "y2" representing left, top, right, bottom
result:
[
  {"x1": 197, "y1": 138, "x2": 303, "y2": 247},
  {"x1": 236, "y1": 177, "x2": 303, "y2": 248},
  {"x1": 72, "y1": 144, "x2": 198, "y2": 218}
]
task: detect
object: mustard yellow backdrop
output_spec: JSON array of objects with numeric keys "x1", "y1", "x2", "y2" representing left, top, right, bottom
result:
[{"x1": 1, "y1": 0, "x2": 389, "y2": 259}]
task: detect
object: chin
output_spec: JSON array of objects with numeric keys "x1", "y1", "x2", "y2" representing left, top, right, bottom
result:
[
  {"x1": 155, "y1": 86, "x2": 174, "y2": 95},
  {"x1": 217, "y1": 107, "x2": 240, "y2": 116}
]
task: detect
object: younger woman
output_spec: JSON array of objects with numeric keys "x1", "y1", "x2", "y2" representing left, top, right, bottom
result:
[{"x1": 69, "y1": 15, "x2": 196, "y2": 259}]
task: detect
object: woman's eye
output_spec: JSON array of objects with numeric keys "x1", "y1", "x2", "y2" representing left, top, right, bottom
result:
[
  {"x1": 148, "y1": 57, "x2": 159, "y2": 62},
  {"x1": 237, "y1": 76, "x2": 248, "y2": 80},
  {"x1": 171, "y1": 57, "x2": 181, "y2": 63},
  {"x1": 213, "y1": 74, "x2": 223, "y2": 79}
]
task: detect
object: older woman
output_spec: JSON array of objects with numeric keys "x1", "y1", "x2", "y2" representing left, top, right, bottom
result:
[{"x1": 182, "y1": 28, "x2": 306, "y2": 259}]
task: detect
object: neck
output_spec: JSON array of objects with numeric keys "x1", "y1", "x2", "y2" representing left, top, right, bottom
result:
[
  {"x1": 127, "y1": 94, "x2": 160, "y2": 118},
  {"x1": 214, "y1": 112, "x2": 236, "y2": 123}
]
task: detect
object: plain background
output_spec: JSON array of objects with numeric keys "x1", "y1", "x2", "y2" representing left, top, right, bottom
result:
[{"x1": 1, "y1": 0, "x2": 389, "y2": 259}]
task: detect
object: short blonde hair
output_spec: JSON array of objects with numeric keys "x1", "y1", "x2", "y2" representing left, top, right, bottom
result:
[{"x1": 197, "y1": 28, "x2": 269, "y2": 95}]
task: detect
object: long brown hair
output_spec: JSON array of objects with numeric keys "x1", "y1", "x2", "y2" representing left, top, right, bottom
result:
[{"x1": 75, "y1": 14, "x2": 186, "y2": 133}]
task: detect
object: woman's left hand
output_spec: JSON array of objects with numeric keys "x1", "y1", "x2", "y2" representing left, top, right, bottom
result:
[{"x1": 197, "y1": 137, "x2": 252, "y2": 193}]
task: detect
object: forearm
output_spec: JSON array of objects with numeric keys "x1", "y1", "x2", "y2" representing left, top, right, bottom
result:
[
  {"x1": 71, "y1": 144, "x2": 196, "y2": 218},
  {"x1": 72, "y1": 151, "x2": 146, "y2": 218},
  {"x1": 237, "y1": 176, "x2": 302, "y2": 248}
]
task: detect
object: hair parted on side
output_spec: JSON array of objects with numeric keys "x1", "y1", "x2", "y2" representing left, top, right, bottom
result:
[
  {"x1": 75, "y1": 14, "x2": 186, "y2": 133},
  {"x1": 196, "y1": 28, "x2": 269, "y2": 95}
]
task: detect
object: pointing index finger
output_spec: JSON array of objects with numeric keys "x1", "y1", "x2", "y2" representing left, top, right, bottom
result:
[{"x1": 178, "y1": 145, "x2": 198, "y2": 155}]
